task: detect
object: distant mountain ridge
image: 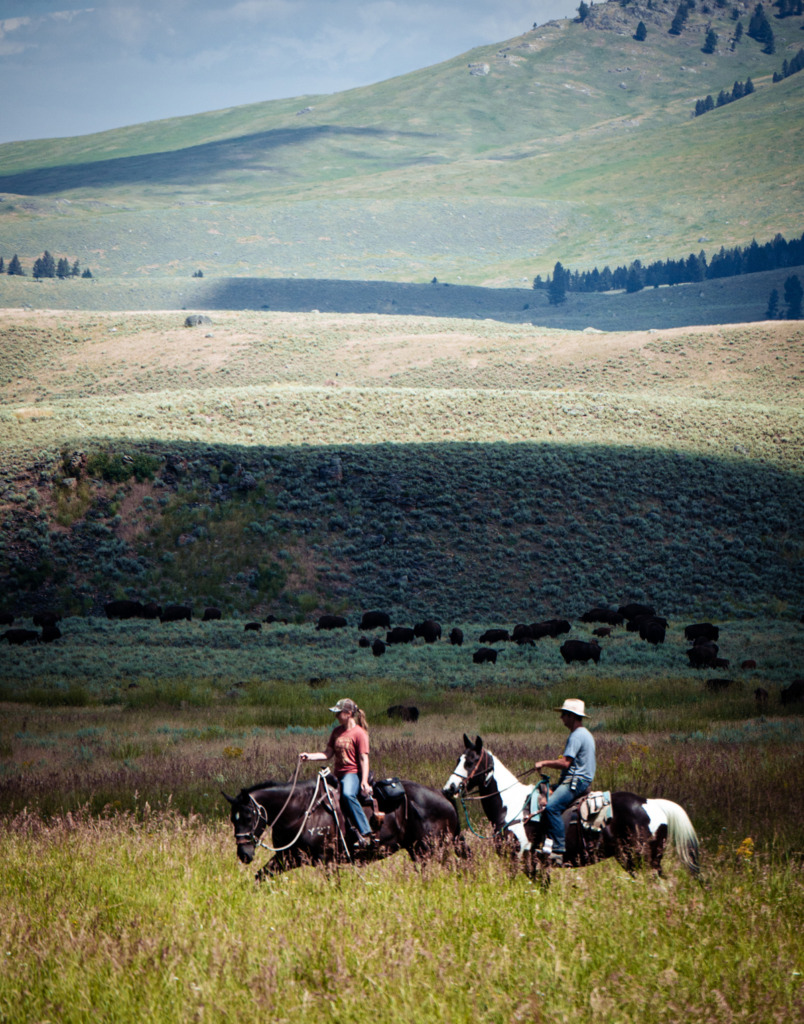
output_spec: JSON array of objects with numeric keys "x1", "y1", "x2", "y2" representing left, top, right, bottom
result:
[{"x1": 0, "y1": 1, "x2": 802, "y2": 290}]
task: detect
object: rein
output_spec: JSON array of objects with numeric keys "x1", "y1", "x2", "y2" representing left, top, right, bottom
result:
[
  {"x1": 453, "y1": 753, "x2": 539, "y2": 839},
  {"x1": 236, "y1": 769, "x2": 331, "y2": 854}
]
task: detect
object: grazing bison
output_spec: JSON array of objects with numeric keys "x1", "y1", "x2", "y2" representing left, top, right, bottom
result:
[
  {"x1": 479, "y1": 628, "x2": 509, "y2": 644},
  {"x1": 1, "y1": 628, "x2": 39, "y2": 645},
  {"x1": 160, "y1": 604, "x2": 192, "y2": 623},
  {"x1": 449, "y1": 627, "x2": 464, "y2": 646},
  {"x1": 141, "y1": 601, "x2": 162, "y2": 619},
  {"x1": 560, "y1": 639, "x2": 601, "y2": 664},
  {"x1": 618, "y1": 603, "x2": 655, "y2": 621},
  {"x1": 686, "y1": 641, "x2": 718, "y2": 669},
  {"x1": 780, "y1": 679, "x2": 804, "y2": 705},
  {"x1": 244, "y1": 622, "x2": 262, "y2": 632},
  {"x1": 639, "y1": 617, "x2": 667, "y2": 645},
  {"x1": 473, "y1": 647, "x2": 498, "y2": 665},
  {"x1": 359, "y1": 610, "x2": 391, "y2": 630},
  {"x1": 40, "y1": 625, "x2": 62, "y2": 643},
  {"x1": 706, "y1": 678, "x2": 733, "y2": 692},
  {"x1": 371, "y1": 638, "x2": 386, "y2": 657},
  {"x1": 202, "y1": 607, "x2": 222, "y2": 622},
  {"x1": 358, "y1": 636, "x2": 371, "y2": 648},
  {"x1": 387, "y1": 705, "x2": 420, "y2": 722},
  {"x1": 105, "y1": 599, "x2": 144, "y2": 620},
  {"x1": 580, "y1": 607, "x2": 623, "y2": 626},
  {"x1": 754, "y1": 687, "x2": 769, "y2": 705},
  {"x1": 741, "y1": 659, "x2": 757, "y2": 670},
  {"x1": 0, "y1": 612, "x2": 14, "y2": 626},
  {"x1": 33, "y1": 611, "x2": 61, "y2": 628},
  {"x1": 685, "y1": 622, "x2": 719, "y2": 642},
  {"x1": 414, "y1": 619, "x2": 442, "y2": 643},
  {"x1": 316, "y1": 614, "x2": 348, "y2": 630},
  {"x1": 386, "y1": 626, "x2": 415, "y2": 645},
  {"x1": 592, "y1": 626, "x2": 612, "y2": 638},
  {"x1": 512, "y1": 623, "x2": 534, "y2": 642}
]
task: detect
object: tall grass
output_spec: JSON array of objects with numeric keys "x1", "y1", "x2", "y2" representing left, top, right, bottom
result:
[{"x1": 1, "y1": 809, "x2": 801, "y2": 1024}]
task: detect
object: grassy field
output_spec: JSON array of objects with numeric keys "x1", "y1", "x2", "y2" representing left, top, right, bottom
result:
[{"x1": 1, "y1": 659, "x2": 803, "y2": 1023}]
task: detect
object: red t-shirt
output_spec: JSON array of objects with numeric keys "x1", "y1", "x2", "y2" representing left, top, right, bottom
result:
[{"x1": 328, "y1": 724, "x2": 369, "y2": 776}]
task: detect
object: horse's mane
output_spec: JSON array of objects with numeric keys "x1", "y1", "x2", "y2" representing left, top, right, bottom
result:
[{"x1": 242, "y1": 775, "x2": 335, "y2": 798}]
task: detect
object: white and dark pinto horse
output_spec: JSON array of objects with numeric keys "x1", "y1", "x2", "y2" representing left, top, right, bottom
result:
[
  {"x1": 443, "y1": 735, "x2": 699, "y2": 876},
  {"x1": 224, "y1": 772, "x2": 463, "y2": 879}
]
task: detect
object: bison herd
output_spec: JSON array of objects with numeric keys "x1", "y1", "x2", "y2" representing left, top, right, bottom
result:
[{"x1": 1, "y1": 599, "x2": 802, "y2": 708}]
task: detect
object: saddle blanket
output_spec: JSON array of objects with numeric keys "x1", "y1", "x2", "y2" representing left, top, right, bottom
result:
[{"x1": 578, "y1": 790, "x2": 612, "y2": 831}]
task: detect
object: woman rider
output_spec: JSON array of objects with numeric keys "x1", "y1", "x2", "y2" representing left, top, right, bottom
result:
[{"x1": 299, "y1": 698, "x2": 376, "y2": 847}]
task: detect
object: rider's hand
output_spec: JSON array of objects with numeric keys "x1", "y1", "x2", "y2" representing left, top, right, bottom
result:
[
  {"x1": 360, "y1": 781, "x2": 372, "y2": 797},
  {"x1": 299, "y1": 752, "x2": 308, "y2": 761}
]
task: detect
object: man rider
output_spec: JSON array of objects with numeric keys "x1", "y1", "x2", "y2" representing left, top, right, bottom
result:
[{"x1": 534, "y1": 698, "x2": 596, "y2": 866}]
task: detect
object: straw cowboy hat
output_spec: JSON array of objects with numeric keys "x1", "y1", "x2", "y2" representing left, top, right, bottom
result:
[{"x1": 554, "y1": 698, "x2": 588, "y2": 718}]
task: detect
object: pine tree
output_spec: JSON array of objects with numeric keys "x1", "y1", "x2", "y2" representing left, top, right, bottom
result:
[
  {"x1": 0, "y1": 257, "x2": 4, "y2": 273},
  {"x1": 626, "y1": 260, "x2": 644, "y2": 292},
  {"x1": 57, "y1": 257, "x2": 70, "y2": 279},
  {"x1": 548, "y1": 262, "x2": 567, "y2": 305},
  {"x1": 744, "y1": 77, "x2": 754, "y2": 94},
  {"x1": 635, "y1": 20, "x2": 647, "y2": 40},
  {"x1": 784, "y1": 274, "x2": 803, "y2": 318},
  {"x1": 703, "y1": 28, "x2": 718, "y2": 52},
  {"x1": 81, "y1": 267, "x2": 93, "y2": 278},
  {"x1": 7, "y1": 254, "x2": 24, "y2": 276},
  {"x1": 577, "y1": 2, "x2": 591, "y2": 21},
  {"x1": 765, "y1": 288, "x2": 779, "y2": 318},
  {"x1": 71, "y1": 259, "x2": 80, "y2": 277}
]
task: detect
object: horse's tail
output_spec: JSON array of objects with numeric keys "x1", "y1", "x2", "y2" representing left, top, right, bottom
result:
[{"x1": 650, "y1": 798, "x2": 699, "y2": 875}]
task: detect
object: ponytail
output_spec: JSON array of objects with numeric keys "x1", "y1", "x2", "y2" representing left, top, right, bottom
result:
[{"x1": 355, "y1": 707, "x2": 369, "y2": 731}]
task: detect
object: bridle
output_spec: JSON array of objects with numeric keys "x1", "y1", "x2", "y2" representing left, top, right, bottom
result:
[
  {"x1": 234, "y1": 792, "x2": 270, "y2": 849},
  {"x1": 451, "y1": 748, "x2": 540, "y2": 840}
]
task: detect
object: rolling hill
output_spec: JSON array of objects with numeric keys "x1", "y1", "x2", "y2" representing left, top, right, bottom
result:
[{"x1": 0, "y1": 0, "x2": 802, "y2": 294}]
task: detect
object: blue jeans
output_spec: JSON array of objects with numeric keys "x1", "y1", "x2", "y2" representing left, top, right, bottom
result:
[
  {"x1": 339, "y1": 773, "x2": 372, "y2": 835},
  {"x1": 544, "y1": 777, "x2": 591, "y2": 853}
]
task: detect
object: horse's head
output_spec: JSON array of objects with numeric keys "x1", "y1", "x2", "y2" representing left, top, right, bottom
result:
[
  {"x1": 442, "y1": 734, "x2": 491, "y2": 798},
  {"x1": 222, "y1": 789, "x2": 268, "y2": 864}
]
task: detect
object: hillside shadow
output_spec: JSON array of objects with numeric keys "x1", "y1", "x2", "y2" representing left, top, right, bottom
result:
[{"x1": 0, "y1": 124, "x2": 436, "y2": 195}]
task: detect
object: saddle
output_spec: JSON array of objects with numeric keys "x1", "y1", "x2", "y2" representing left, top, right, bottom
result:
[{"x1": 527, "y1": 786, "x2": 612, "y2": 832}]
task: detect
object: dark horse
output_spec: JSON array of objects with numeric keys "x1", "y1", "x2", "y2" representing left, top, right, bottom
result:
[
  {"x1": 443, "y1": 736, "x2": 699, "y2": 877},
  {"x1": 223, "y1": 770, "x2": 463, "y2": 879}
]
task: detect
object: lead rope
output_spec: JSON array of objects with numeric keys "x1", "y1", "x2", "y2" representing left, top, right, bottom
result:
[{"x1": 254, "y1": 772, "x2": 324, "y2": 854}]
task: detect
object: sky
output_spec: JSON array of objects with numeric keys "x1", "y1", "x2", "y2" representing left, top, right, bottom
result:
[{"x1": 0, "y1": 0, "x2": 581, "y2": 144}]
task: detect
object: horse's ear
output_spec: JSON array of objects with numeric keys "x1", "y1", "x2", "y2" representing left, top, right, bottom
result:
[
  {"x1": 221, "y1": 791, "x2": 235, "y2": 804},
  {"x1": 463, "y1": 733, "x2": 472, "y2": 749},
  {"x1": 474, "y1": 736, "x2": 483, "y2": 752}
]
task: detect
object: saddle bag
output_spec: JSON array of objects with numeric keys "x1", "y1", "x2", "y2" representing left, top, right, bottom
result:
[{"x1": 373, "y1": 777, "x2": 406, "y2": 812}]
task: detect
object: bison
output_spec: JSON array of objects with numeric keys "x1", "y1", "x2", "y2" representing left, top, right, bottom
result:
[
  {"x1": 780, "y1": 679, "x2": 804, "y2": 705},
  {"x1": 141, "y1": 601, "x2": 162, "y2": 619},
  {"x1": 33, "y1": 611, "x2": 61, "y2": 628},
  {"x1": 449, "y1": 627, "x2": 464, "y2": 646},
  {"x1": 386, "y1": 705, "x2": 419, "y2": 722},
  {"x1": 359, "y1": 610, "x2": 391, "y2": 630},
  {"x1": 160, "y1": 604, "x2": 192, "y2": 623},
  {"x1": 592, "y1": 626, "x2": 612, "y2": 638},
  {"x1": 686, "y1": 642, "x2": 718, "y2": 669},
  {"x1": 105, "y1": 600, "x2": 144, "y2": 620},
  {"x1": 618, "y1": 603, "x2": 655, "y2": 620},
  {"x1": 579, "y1": 607, "x2": 623, "y2": 626},
  {"x1": 371, "y1": 638, "x2": 386, "y2": 657},
  {"x1": 479, "y1": 628, "x2": 509, "y2": 644},
  {"x1": 684, "y1": 622, "x2": 719, "y2": 642},
  {"x1": 386, "y1": 626, "x2": 415, "y2": 645},
  {"x1": 560, "y1": 639, "x2": 601, "y2": 665},
  {"x1": 244, "y1": 622, "x2": 262, "y2": 632},
  {"x1": 741, "y1": 659, "x2": 757, "y2": 670},
  {"x1": 473, "y1": 647, "x2": 498, "y2": 665},
  {"x1": 414, "y1": 619, "x2": 442, "y2": 643},
  {"x1": 316, "y1": 614, "x2": 348, "y2": 630},
  {"x1": 1, "y1": 628, "x2": 39, "y2": 645},
  {"x1": 202, "y1": 607, "x2": 222, "y2": 622},
  {"x1": 705, "y1": 678, "x2": 733, "y2": 691},
  {"x1": 40, "y1": 625, "x2": 62, "y2": 643},
  {"x1": 639, "y1": 617, "x2": 667, "y2": 645}
]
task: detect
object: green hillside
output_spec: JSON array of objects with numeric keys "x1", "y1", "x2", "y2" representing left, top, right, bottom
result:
[{"x1": 0, "y1": 1, "x2": 802, "y2": 288}]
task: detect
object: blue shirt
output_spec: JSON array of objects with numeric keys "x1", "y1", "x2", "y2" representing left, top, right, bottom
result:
[{"x1": 560, "y1": 726, "x2": 596, "y2": 784}]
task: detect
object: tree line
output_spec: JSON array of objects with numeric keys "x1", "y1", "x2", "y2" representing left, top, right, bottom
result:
[
  {"x1": 694, "y1": 46, "x2": 803, "y2": 116},
  {"x1": 535, "y1": 230, "x2": 804, "y2": 304},
  {"x1": 2, "y1": 252, "x2": 92, "y2": 279}
]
